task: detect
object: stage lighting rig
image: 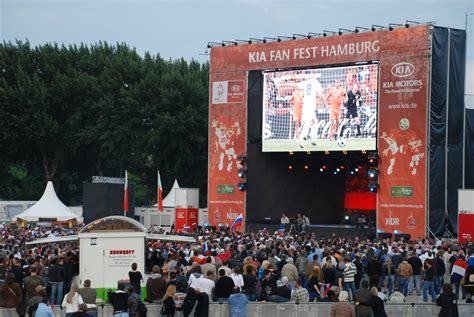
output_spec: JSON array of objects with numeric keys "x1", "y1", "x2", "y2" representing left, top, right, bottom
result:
[
  {"x1": 323, "y1": 30, "x2": 337, "y2": 37},
  {"x1": 235, "y1": 39, "x2": 250, "y2": 45},
  {"x1": 277, "y1": 36, "x2": 292, "y2": 42},
  {"x1": 405, "y1": 20, "x2": 421, "y2": 28},
  {"x1": 368, "y1": 168, "x2": 379, "y2": 179},
  {"x1": 307, "y1": 32, "x2": 322, "y2": 39},
  {"x1": 238, "y1": 183, "x2": 247, "y2": 191},
  {"x1": 389, "y1": 23, "x2": 403, "y2": 31},
  {"x1": 222, "y1": 41, "x2": 237, "y2": 47},
  {"x1": 338, "y1": 28, "x2": 353, "y2": 36},
  {"x1": 263, "y1": 37, "x2": 277, "y2": 43},
  {"x1": 368, "y1": 152, "x2": 379, "y2": 164},
  {"x1": 369, "y1": 182, "x2": 378, "y2": 192},
  {"x1": 355, "y1": 26, "x2": 369, "y2": 33},
  {"x1": 207, "y1": 42, "x2": 222, "y2": 49},
  {"x1": 238, "y1": 169, "x2": 246, "y2": 178},
  {"x1": 248, "y1": 38, "x2": 264, "y2": 44},
  {"x1": 292, "y1": 33, "x2": 307, "y2": 40},
  {"x1": 371, "y1": 24, "x2": 384, "y2": 32}
]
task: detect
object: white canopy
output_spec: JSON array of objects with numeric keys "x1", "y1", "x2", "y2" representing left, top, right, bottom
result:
[
  {"x1": 14, "y1": 181, "x2": 78, "y2": 223},
  {"x1": 153, "y1": 179, "x2": 179, "y2": 208}
]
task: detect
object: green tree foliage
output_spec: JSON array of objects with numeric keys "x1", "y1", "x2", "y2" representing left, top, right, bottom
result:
[{"x1": 0, "y1": 41, "x2": 209, "y2": 206}]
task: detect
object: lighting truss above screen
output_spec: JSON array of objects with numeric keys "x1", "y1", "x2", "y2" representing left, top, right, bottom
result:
[{"x1": 262, "y1": 64, "x2": 379, "y2": 152}]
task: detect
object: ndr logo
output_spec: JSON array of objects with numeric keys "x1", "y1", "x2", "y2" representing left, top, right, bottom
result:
[
  {"x1": 391, "y1": 62, "x2": 415, "y2": 78},
  {"x1": 227, "y1": 212, "x2": 238, "y2": 220},
  {"x1": 385, "y1": 217, "x2": 400, "y2": 225}
]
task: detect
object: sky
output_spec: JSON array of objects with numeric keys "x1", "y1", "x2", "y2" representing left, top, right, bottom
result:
[{"x1": 1, "y1": 0, "x2": 473, "y2": 93}]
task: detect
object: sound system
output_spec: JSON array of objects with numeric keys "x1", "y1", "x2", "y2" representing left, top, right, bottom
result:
[
  {"x1": 82, "y1": 183, "x2": 135, "y2": 224},
  {"x1": 377, "y1": 232, "x2": 392, "y2": 240},
  {"x1": 395, "y1": 233, "x2": 411, "y2": 241}
]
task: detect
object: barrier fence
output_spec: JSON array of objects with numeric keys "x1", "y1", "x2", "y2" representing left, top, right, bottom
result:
[{"x1": 1, "y1": 302, "x2": 473, "y2": 317}]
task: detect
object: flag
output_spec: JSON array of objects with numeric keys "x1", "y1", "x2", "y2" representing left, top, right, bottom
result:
[
  {"x1": 157, "y1": 170, "x2": 163, "y2": 212},
  {"x1": 123, "y1": 170, "x2": 129, "y2": 214},
  {"x1": 203, "y1": 242, "x2": 208, "y2": 253},
  {"x1": 451, "y1": 259, "x2": 467, "y2": 283},
  {"x1": 230, "y1": 213, "x2": 243, "y2": 231}
]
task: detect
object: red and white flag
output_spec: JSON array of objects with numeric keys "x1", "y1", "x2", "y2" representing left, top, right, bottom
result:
[
  {"x1": 123, "y1": 170, "x2": 129, "y2": 214},
  {"x1": 157, "y1": 170, "x2": 163, "y2": 212}
]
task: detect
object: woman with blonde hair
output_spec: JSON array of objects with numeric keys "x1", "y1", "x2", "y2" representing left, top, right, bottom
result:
[
  {"x1": 258, "y1": 260, "x2": 270, "y2": 282},
  {"x1": 61, "y1": 284, "x2": 83, "y2": 317},
  {"x1": 161, "y1": 285, "x2": 177, "y2": 317}
]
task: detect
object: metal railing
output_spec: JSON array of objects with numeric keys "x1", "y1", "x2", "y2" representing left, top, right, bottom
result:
[{"x1": 1, "y1": 302, "x2": 473, "y2": 316}]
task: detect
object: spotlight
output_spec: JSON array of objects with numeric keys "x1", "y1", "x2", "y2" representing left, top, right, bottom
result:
[
  {"x1": 238, "y1": 183, "x2": 247, "y2": 191},
  {"x1": 350, "y1": 171, "x2": 354, "y2": 175},
  {"x1": 336, "y1": 168, "x2": 340, "y2": 172},
  {"x1": 320, "y1": 168, "x2": 324, "y2": 172},
  {"x1": 369, "y1": 182, "x2": 378, "y2": 192},
  {"x1": 323, "y1": 32, "x2": 327, "y2": 37},
  {"x1": 288, "y1": 165, "x2": 293, "y2": 171},
  {"x1": 340, "y1": 165, "x2": 344, "y2": 169},
  {"x1": 304, "y1": 165, "x2": 309, "y2": 170},
  {"x1": 289, "y1": 151, "x2": 294, "y2": 155},
  {"x1": 238, "y1": 169, "x2": 246, "y2": 178},
  {"x1": 368, "y1": 167, "x2": 379, "y2": 179},
  {"x1": 354, "y1": 168, "x2": 359, "y2": 172},
  {"x1": 338, "y1": 31, "x2": 343, "y2": 36},
  {"x1": 371, "y1": 25, "x2": 384, "y2": 32},
  {"x1": 322, "y1": 165, "x2": 327, "y2": 169},
  {"x1": 345, "y1": 215, "x2": 349, "y2": 220},
  {"x1": 333, "y1": 171, "x2": 337, "y2": 175},
  {"x1": 394, "y1": 230, "x2": 399, "y2": 235}
]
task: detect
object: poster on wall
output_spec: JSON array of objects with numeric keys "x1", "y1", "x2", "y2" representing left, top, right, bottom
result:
[{"x1": 458, "y1": 189, "x2": 474, "y2": 243}]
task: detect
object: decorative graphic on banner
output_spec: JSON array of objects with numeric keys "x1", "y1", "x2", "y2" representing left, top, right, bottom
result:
[{"x1": 458, "y1": 190, "x2": 474, "y2": 243}]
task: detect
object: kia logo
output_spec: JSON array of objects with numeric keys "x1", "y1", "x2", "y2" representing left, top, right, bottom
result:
[
  {"x1": 231, "y1": 84, "x2": 241, "y2": 93},
  {"x1": 391, "y1": 62, "x2": 415, "y2": 78}
]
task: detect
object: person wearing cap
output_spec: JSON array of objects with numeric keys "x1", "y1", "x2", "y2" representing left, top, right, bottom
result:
[
  {"x1": 329, "y1": 291, "x2": 355, "y2": 317},
  {"x1": 269, "y1": 277, "x2": 291, "y2": 302},
  {"x1": 27, "y1": 285, "x2": 47, "y2": 317}
]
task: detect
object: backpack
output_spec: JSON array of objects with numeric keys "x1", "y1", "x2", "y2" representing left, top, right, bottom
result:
[{"x1": 137, "y1": 300, "x2": 148, "y2": 317}]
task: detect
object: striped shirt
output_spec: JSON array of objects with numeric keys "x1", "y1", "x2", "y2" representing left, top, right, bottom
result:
[{"x1": 343, "y1": 263, "x2": 357, "y2": 282}]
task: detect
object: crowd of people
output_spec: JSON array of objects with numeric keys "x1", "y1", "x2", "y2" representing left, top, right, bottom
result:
[{"x1": 0, "y1": 222, "x2": 474, "y2": 317}]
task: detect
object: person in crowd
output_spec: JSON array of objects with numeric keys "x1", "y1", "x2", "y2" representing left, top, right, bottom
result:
[
  {"x1": 396, "y1": 256, "x2": 412, "y2": 297},
  {"x1": 370, "y1": 287, "x2": 387, "y2": 317},
  {"x1": 354, "y1": 281, "x2": 373, "y2": 317},
  {"x1": 188, "y1": 265, "x2": 204, "y2": 291},
  {"x1": 408, "y1": 251, "x2": 423, "y2": 296},
  {"x1": 110, "y1": 283, "x2": 129, "y2": 317},
  {"x1": 280, "y1": 214, "x2": 289, "y2": 231},
  {"x1": 61, "y1": 284, "x2": 84, "y2": 317},
  {"x1": 329, "y1": 291, "x2": 355, "y2": 317},
  {"x1": 48, "y1": 256, "x2": 65, "y2": 306},
  {"x1": 78, "y1": 279, "x2": 97, "y2": 317},
  {"x1": 228, "y1": 286, "x2": 248, "y2": 317},
  {"x1": 214, "y1": 268, "x2": 235, "y2": 301},
  {"x1": 201, "y1": 257, "x2": 217, "y2": 281},
  {"x1": 291, "y1": 279, "x2": 309, "y2": 303},
  {"x1": 146, "y1": 265, "x2": 166, "y2": 303},
  {"x1": 127, "y1": 286, "x2": 141, "y2": 317},
  {"x1": 281, "y1": 257, "x2": 298, "y2": 288},
  {"x1": 161, "y1": 285, "x2": 177, "y2": 317},
  {"x1": 307, "y1": 266, "x2": 321, "y2": 301},
  {"x1": 23, "y1": 264, "x2": 46, "y2": 305},
  {"x1": 28, "y1": 285, "x2": 47, "y2": 317},
  {"x1": 128, "y1": 263, "x2": 143, "y2": 296},
  {"x1": 0, "y1": 272, "x2": 22, "y2": 308},
  {"x1": 269, "y1": 277, "x2": 291, "y2": 302},
  {"x1": 242, "y1": 265, "x2": 257, "y2": 301},
  {"x1": 423, "y1": 258, "x2": 436, "y2": 302},
  {"x1": 295, "y1": 250, "x2": 309, "y2": 285},
  {"x1": 381, "y1": 257, "x2": 395, "y2": 296},
  {"x1": 70, "y1": 303, "x2": 89, "y2": 317},
  {"x1": 34, "y1": 296, "x2": 55, "y2": 317},
  {"x1": 343, "y1": 255, "x2": 357, "y2": 302},
  {"x1": 199, "y1": 271, "x2": 215, "y2": 298},
  {"x1": 229, "y1": 266, "x2": 244, "y2": 290},
  {"x1": 434, "y1": 251, "x2": 446, "y2": 295},
  {"x1": 11, "y1": 256, "x2": 24, "y2": 285},
  {"x1": 388, "y1": 288, "x2": 406, "y2": 303},
  {"x1": 451, "y1": 254, "x2": 467, "y2": 300},
  {"x1": 367, "y1": 256, "x2": 382, "y2": 289},
  {"x1": 436, "y1": 283, "x2": 458, "y2": 317},
  {"x1": 464, "y1": 264, "x2": 474, "y2": 303}
]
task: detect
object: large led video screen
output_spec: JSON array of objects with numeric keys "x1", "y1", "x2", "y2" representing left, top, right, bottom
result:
[{"x1": 262, "y1": 64, "x2": 379, "y2": 152}]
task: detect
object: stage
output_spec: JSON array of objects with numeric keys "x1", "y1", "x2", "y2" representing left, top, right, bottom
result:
[{"x1": 246, "y1": 222, "x2": 375, "y2": 240}]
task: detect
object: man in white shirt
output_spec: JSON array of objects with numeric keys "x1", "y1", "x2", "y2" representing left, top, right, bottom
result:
[{"x1": 198, "y1": 271, "x2": 216, "y2": 298}]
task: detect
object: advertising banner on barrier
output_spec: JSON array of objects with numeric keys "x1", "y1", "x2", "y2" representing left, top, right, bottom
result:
[
  {"x1": 208, "y1": 26, "x2": 430, "y2": 235},
  {"x1": 458, "y1": 189, "x2": 474, "y2": 243}
]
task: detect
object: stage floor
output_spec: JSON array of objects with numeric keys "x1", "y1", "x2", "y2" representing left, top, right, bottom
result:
[{"x1": 246, "y1": 222, "x2": 375, "y2": 240}]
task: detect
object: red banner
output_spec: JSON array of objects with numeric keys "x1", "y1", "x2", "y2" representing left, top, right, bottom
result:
[
  {"x1": 208, "y1": 26, "x2": 430, "y2": 237},
  {"x1": 344, "y1": 192, "x2": 377, "y2": 210}
]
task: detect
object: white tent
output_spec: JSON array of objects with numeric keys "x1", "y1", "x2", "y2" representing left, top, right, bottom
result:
[
  {"x1": 14, "y1": 181, "x2": 78, "y2": 223},
  {"x1": 153, "y1": 179, "x2": 179, "y2": 208}
]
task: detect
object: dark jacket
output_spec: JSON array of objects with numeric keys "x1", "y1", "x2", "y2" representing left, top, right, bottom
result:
[
  {"x1": 146, "y1": 273, "x2": 167, "y2": 302},
  {"x1": 0, "y1": 282, "x2": 23, "y2": 308},
  {"x1": 372, "y1": 295, "x2": 387, "y2": 317},
  {"x1": 128, "y1": 293, "x2": 140, "y2": 317},
  {"x1": 162, "y1": 296, "x2": 176, "y2": 317},
  {"x1": 110, "y1": 290, "x2": 129, "y2": 313},
  {"x1": 214, "y1": 276, "x2": 234, "y2": 299},
  {"x1": 436, "y1": 293, "x2": 458, "y2": 317},
  {"x1": 48, "y1": 264, "x2": 65, "y2": 283}
]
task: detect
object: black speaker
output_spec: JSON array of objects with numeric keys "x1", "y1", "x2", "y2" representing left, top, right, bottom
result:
[
  {"x1": 82, "y1": 183, "x2": 135, "y2": 223},
  {"x1": 395, "y1": 233, "x2": 411, "y2": 241},
  {"x1": 377, "y1": 232, "x2": 392, "y2": 239}
]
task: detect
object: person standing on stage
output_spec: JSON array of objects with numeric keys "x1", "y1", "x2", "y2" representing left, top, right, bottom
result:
[{"x1": 301, "y1": 214, "x2": 310, "y2": 233}]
